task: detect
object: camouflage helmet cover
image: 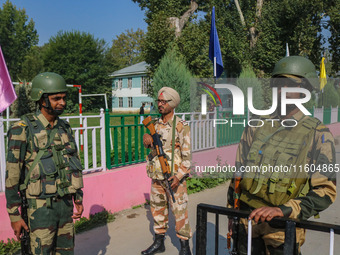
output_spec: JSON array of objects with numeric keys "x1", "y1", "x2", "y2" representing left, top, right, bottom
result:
[
  {"x1": 30, "y1": 72, "x2": 67, "y2": 101},
  {"x1": 272, "y1": 56, "x2": 318, "y2": 91}
]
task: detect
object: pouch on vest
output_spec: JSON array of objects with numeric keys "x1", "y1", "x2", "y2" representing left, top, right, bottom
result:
[
  {"x1": 64, "y1": 142, "x2": 83, "y2": 190},
  {"x1": 240, "y1": 116, "x2": 319, "y2": 208}
]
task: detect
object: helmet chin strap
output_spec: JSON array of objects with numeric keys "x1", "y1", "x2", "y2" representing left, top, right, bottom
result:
[{"x1": 41, "y1": 94, "x2": 64, "y2": 116}]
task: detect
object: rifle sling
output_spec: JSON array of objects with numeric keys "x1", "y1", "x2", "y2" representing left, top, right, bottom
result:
[{"x1": 170, "y1": 116, "x2": 176, "y2": 176}]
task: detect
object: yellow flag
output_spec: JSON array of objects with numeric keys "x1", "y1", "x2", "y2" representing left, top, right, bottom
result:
[{"x1": 320, "y1": 57, "x2": 327, "y2": 90}]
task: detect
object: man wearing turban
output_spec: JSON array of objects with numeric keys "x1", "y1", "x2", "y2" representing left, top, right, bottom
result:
[{"x1": 141, "y1": 87, "x2": 192, "y2": 255}]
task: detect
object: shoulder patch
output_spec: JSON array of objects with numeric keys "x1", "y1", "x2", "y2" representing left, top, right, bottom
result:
[
  {"x1": 18, "y1": 121, "x2": 27, "y2": 127},
  {"x1": 12, "y1": 120, "x2": 27, "y2": 128},
  {"x1": 316, "y1": 124, "x2": 327, "y2": 130}
]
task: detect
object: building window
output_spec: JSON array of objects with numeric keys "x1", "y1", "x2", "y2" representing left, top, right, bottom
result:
[
  {"x1": 141, "y1": 76, "x2": 150, "y2": 94},
  {"x1": 128, "y1": 78, "x2": 132, "y2": 89},
  {"x1": 119, "y1": 97, "x2": 123, "y2": 107},
  {"x1": 118, "y1": 78, "x2": 122, "y2": 89},
  {"x1": 128, "y1": 97, "x2": 133, "y2": 108}
]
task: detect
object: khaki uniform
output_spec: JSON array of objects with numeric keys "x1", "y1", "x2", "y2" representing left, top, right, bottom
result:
[
  {"x1": 146, "y1": 116, "x2": 192, "y2": 240},
  {"x1": 228, "y1": 111, "x2": 337, "y2": 255},
  {"x1": 5, "y1": 110, "x2": 83, "y2": 254}
]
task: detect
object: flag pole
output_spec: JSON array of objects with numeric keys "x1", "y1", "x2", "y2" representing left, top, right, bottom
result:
[{"x1": 214, "y1": 57, "x2": 217, "y2": 84}]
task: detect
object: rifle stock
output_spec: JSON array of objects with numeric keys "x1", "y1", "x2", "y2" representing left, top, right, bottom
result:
[{"x1": 143, "y1": 116, "x2": 176, "y2": 203}]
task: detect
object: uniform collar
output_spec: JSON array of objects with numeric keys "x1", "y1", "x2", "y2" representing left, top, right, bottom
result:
[
  {"x1": 158, "y1": 115, "x2": 176, "y2": 127},
  {"x1": 36, "y1": 109, "x2": 59, "y2": 128}
]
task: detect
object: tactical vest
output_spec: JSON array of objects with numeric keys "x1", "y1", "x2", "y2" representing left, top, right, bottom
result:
[
  {"x1": 239, "y1": 116, "x2": 320, "y2": 208},
  {"x1": 146, "y1": 116, "x2": 184, "y2": 180},
  {"x1": 19, "y1": 113, "x2": 83, "y2": 199}
]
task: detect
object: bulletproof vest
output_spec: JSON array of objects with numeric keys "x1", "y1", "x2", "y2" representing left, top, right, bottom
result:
[
  {"x1": 239, "y1": 116, "x2": 320, "y2": 208},
  {"x1": 19, "y1": 113, "x2": 83, "y2": 199}
]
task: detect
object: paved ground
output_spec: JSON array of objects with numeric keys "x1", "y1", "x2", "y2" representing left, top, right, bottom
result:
[{"x1": 75, "y1": 137, "x2": 340, "y2": 255}]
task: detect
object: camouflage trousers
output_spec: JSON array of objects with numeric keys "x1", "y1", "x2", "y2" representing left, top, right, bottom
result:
[
  {"x1": 150, "y1": 179, "x2": 192, "y2": 240},
  {"x1": 27, "y1": 195, "x2": 74, "y2": 255},
  {"x1": 236, "y1": 218, "x2": 304, "y2": 255}
]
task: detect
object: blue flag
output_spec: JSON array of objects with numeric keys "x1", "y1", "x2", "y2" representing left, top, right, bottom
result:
[{"x1": 209, "y1": 6, "x2": 223, "y2": 78}]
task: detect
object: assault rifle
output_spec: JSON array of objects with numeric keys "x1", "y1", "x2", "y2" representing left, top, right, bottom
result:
[
  {"x1": 143, "y1": 116, "x2": 176, "y2": 203},
  {"x1": 227, "y1": 173, "x2": 242, "y2": 254},
  {"x1": 19, "y1": 170, "x2": 31, "y2": 255}
]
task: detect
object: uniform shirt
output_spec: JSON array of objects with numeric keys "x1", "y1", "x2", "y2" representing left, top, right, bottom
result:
[
  {"x1": 146, "y1": 115, "x2": 191, "y2": 181},
  {"x1": 228, "y1": 110, "x2": 337, "y2": 220},
  {"x1": 5, "y1": 110, "x2": 83, "y2": 222}
]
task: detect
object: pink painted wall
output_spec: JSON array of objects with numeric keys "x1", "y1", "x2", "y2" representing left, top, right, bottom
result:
[
  {"x1": 328, "y1": 123, "x2": 340, "y2": 137},
  {"x1": 0, "y1": 165, "x2": 152, "y2": 241},
  {"x1": 1, "y1": 122, "x2": 339, "y2": 241},
  {"x1": 192, "y1": 144, "x2": 238, "y2": 167}
]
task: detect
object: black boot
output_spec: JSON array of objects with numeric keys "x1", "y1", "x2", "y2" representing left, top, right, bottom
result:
[
  {"x1": 179, "y1": 239, "x2": 191, "y2": 255},
  {"x1": 141, "y1": 234, "x2": 165, "y2": 255}
]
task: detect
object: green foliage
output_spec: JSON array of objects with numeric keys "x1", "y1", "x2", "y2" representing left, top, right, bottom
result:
[
  {"x1": 142, "y1": 11, "x2": 175, "y2": 75},
  {"x1": 0, "y1": 238, "x2": 20, "y2": 255},
  {"x1": 136, "y1": 0, "x2": 338, "y2": 79},
  {"x1": 10, "y1": 83, "x2": 35, "y2": 117},
  {"x1": 187, "y1": 174, "x2": 228, "y2": 195},
  {"x1": 152, "y1": 45, "x2": 194, "y2": 112},
  {"x1": 42, "y1": 31, "x2": 111, "y2": 112},
  {"x1": 318, "y1": 80, "x2": 340, "y2": 107},
  {"x1": 177, "y1": 21, "x2": 212, "y2": 77},
  {"x1": 17, "y1": 46, "x2": 45, "y2": 81},
  {"x1": 74, "y1": 209, "x2": 115, "y2": 234},
  {"x1": 236, "y1": 65, "x2": 264, "y2": 110},
  {"x1": 0, "y1": 0, "x2": 38, "y2": 80},
  {"x1": 325, "y1": 0, "x2": 340, "y2": 75},
  {"x1": 107, "y1": 28, "x2": 145, "y2": 71},
  {"x1": 187, "y1": 156, "x2": 231, "y2": 194}
]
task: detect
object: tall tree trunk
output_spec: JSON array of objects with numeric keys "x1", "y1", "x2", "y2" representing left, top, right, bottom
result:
[
  {"x1": 233, "y1": 0, "x2": 264, "y2": 49},
  {"x1": 234, "y1": 0, "x2": 246, "y2": 26},
  {"x1": 249, "y1": 0, "x2": 264, "y2": 49},
  {"x1": 168, "y1": 0, "x2": 198, "y2": 38}
]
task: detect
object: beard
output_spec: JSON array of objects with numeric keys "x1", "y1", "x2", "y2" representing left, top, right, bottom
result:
[{"x1": 52, "y1": 108, "x2": 65, "y2": 116}]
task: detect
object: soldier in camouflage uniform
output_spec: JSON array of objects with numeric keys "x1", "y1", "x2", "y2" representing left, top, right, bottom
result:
[
  {"x1": 142, "y1": 87, "x2": 192, "y2": 255},
  {"x1": 227, "y1": 56, "x2": 337, "y2": 255},
  {"x1": 6, "y1": 72, "x2": 84, "y2": 254}
]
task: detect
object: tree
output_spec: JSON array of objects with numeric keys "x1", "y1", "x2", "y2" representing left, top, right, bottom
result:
[
  {"x1": 134, "y1": 0, "x2": 208, "y2": 78},
  {"x1": 135, "y1": 0, "x2": 338, "y2": 79},
  {"x1": 318, "y1": 80, "x2": 340, "y2": 107},
  {"x1": 236, "y1": 65, "x2": 264, "y2": 110},
  {"x1": 0, "y1": 0, "x2": 38, "y2": 80},
  {"x1": 17, "y1": 45, "x2": 45, "y2": 81},
  {"x1": 152, "y1": 45, "x2": 194, "y2": 113},
  {"x1": 42, "y1": 31, "x2": 111, "y2": 112},
  {"x1": 10, "y1": 83, "x2": 35, "y2": 117},
  {"x1": 107, "y1": 28, "x2": 145, "y2": 71},
  {"x1": 325, "y1": 0, "x2": 340, "y2": 75}
]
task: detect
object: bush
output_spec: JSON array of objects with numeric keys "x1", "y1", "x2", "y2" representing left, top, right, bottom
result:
[{"x1": 152, "y1": 45, "x2": 194, "y2": 113}]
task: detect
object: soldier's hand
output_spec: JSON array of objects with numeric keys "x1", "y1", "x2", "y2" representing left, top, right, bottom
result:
[
  {"x1": 169, "y1": 175, "x2": 180, "y2": 190},
  {"x1": 11, "y1": 219, "x2": 29, "y2": 241},
  {"x1": 72, "y1": 202, "x2": 84, "y2": 219},
  {"x1": 249, "y1": 206, "x2": 284, "y2": 224},
  {"x1": 143, "y1": 134, "x2": 153, "y2": 148}
]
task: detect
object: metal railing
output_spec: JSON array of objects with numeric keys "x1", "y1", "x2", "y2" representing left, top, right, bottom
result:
[
  {"x1": 104, "y1": 110, "x2": 158, "y2": 168},
  {"x1": 0, "y1": 110, "x2": 106, "y2": 192},
  {"x1": 196, "y1": 203, "x2": 340, "y2": 255},
  {"x1": 1, "y1": 107, "x2": 340, "y2": 191}
]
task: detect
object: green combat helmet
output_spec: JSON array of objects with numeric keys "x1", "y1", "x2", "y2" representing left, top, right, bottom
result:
[
  {"x1": 30, "y1": 72, "x2": 67, "y2": 101},
  {"x1": 272, "y1": 56, "x2": 318, "y2": 91}
]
